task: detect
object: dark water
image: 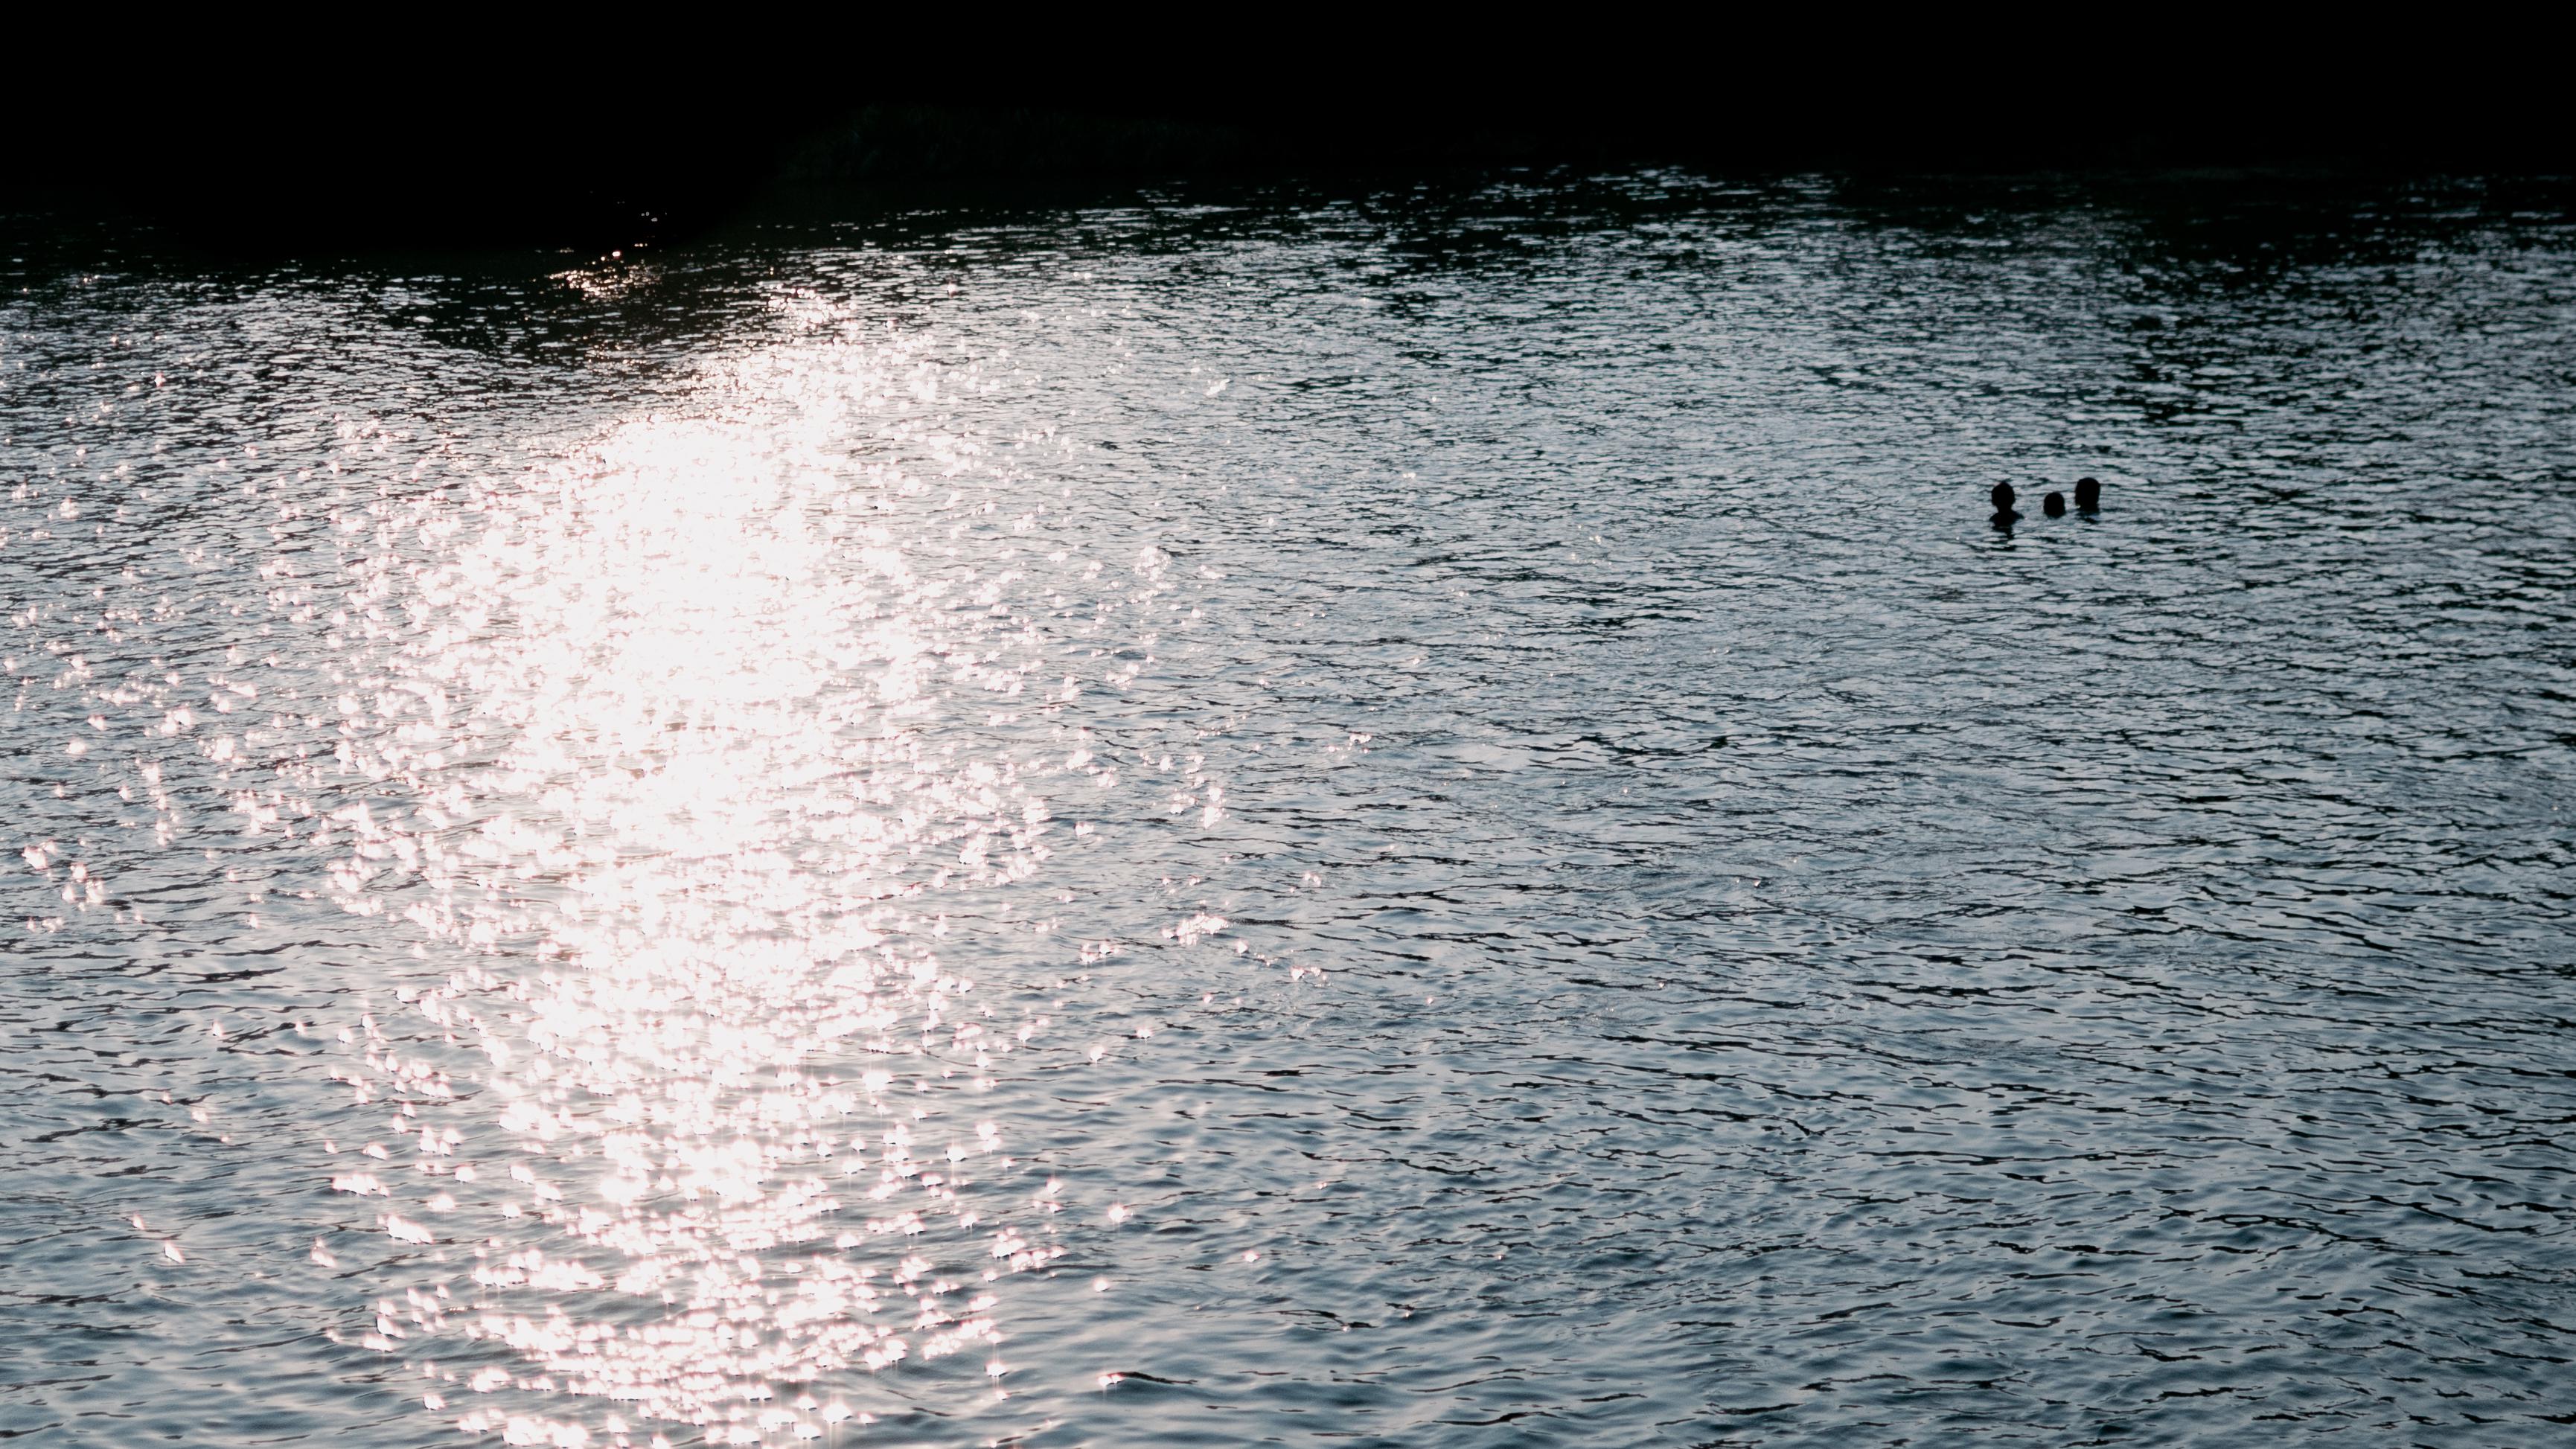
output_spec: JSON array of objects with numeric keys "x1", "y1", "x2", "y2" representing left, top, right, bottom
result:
[{"x1": 4, "y1": 173, "x2": 2573, "y2": 1448}]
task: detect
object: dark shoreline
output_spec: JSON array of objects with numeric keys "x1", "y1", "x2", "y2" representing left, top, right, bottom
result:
[{"x1": 9, "y1": 93, "x2": 2572, "y2": 259}]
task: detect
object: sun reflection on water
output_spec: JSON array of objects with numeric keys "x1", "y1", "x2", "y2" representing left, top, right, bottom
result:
[{"x1": 293, "y1": 333, "x2": 1157, "y2": 1445}]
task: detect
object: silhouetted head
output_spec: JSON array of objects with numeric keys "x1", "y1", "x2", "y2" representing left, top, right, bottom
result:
[
  {"x1": 1990, "y1": 482, "x2": 2016, "y2": 513},
  {"x1": 2074, "y1": 476, "x2": 2100, "y2": 510},
  {"x1": 2043, "y1": 490, "x2": 2066, "y2": 517}
]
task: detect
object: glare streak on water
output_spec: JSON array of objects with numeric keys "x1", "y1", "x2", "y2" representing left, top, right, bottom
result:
[{"x1": 2, "y1": 176, "x2": 2574, "y2": 1448}]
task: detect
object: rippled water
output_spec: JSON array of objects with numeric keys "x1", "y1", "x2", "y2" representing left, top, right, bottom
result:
[{"x1": 4, "y1": 174, "x2": 2573, "y2": 1448}]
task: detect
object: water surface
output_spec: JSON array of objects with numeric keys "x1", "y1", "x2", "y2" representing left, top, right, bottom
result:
[{"x1": 4, "y1": 173, "x2": 2574, "y2": 1447}]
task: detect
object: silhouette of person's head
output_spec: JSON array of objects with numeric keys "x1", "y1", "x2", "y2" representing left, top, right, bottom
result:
[
  {"x1": 2074, "y1": 476, "x2": 2101, "y2": 511},
  {"x1": 2043, "y1": 491, "x2": 2066, "y2": 517},
  {"x1": 1989, "y1": 482, "x2": 2019, "y2": 530}
]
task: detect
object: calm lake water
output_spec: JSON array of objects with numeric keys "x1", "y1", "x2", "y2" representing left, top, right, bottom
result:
[{"x1": 4, "y1": 173, "x2": 2572, "y2": 1448}]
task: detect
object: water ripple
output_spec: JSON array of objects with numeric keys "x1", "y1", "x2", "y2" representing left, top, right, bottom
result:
[{"x1": 3, "y1": 173, "x2": 2572, "y2": 1446}]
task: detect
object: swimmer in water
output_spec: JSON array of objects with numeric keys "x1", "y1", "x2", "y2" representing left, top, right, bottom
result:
[
  {"x1": 2043, "y1": 490, "x2": 2067, "y2": 517},
  {"x1": 1990, "y1": 482, "x2": 2020, "y2": 525},
  {"x1": 2074, "y1": 476, "x2": 2101, "y2": 511}
]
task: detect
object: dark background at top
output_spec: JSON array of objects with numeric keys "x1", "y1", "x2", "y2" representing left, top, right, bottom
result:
[{"x1": 6, "y1": 31, "x2": 2569, "y2": 256}]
